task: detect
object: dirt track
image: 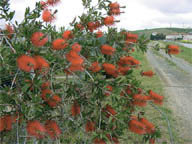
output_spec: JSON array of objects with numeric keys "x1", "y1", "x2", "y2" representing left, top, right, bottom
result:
[{"x1": 146, "y1": 46, "x2": 192, "y2": 142}]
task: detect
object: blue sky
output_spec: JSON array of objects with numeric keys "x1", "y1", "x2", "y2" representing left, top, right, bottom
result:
[{"x1": 0, "y1": 0, "x2": 192, "y2": 30}]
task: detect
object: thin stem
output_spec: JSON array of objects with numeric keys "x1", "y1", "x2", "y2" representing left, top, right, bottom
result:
[
  {"x1": 150, "y1": 102, "x2": 174, "y2": 144},
  {"x1": 11, "y1": 69, "x2": 19, "y2": 90},
  {"x1": 3, "y1": 36, "x2": 16, "y2": 54}
]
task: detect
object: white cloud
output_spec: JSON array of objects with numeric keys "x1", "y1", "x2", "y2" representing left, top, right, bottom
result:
[{"x1": 0, "y1": 0, "x2": 191, "y2": 30}]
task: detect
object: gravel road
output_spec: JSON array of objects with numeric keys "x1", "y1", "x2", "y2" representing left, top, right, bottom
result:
[{"x1": 146, "y1": 48, "x2": 192, "y2": 142}]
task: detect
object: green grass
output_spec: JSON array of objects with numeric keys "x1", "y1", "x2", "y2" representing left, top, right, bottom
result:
[
  {"x1": 127, "y1": 50, "x2": 186, "y2": 144},
  {"x1": 180, "y1": 40, "x2": 192, "y2": 44},
  {"x1": 160, "y1": 41, "x2": 192, "y2": 64},
  {"x1": 132, "y1": 28, "x2": 192, "y2": 39}
]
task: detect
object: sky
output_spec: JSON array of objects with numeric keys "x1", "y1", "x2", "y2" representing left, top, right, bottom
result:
[{"x1": 0, "y1": 0, "x2": 192, "y2": 30}]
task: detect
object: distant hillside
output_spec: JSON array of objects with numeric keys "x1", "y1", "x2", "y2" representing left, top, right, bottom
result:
[{"x1": 132, "y1": 28, "x2": 192, "y2": 39}]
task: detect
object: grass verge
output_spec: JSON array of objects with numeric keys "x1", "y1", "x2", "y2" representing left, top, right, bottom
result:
[
  {"x1": 127, "y1": 50, "x2": 186, "y2": 144},
  {"x1": 160, "y1": 41, "x2": 192, "y2": 64}
]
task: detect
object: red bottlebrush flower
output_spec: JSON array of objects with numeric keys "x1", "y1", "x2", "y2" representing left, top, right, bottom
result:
[
  {"x1": 45, "y1": 120, "x2": 62, "y2": 139},
  {"x1": 133, "y1": 94, "x2": 148, "y2": 107},
  {"x1": 69, "y1": 64, "x2": 84, "y2": 72},
  {"x1": 148, "y1": 90, "x2": 164, "y2": 105},
  {"x1": 47, "y1": 0, "x2": 60, "y2": 6},
  {"x1": 40, "y1": 1, "x2": 48, "y2": 9},
  {"x1": 41, "y1": 89, "x2": 52, "y2": 101},
  {"x1": 96, "y1": 30, "x2": 103, "y2": 38},
  {"x1": 89, "y1": 62, "x2": 101, "y2": 72},
  {"x1": 110, "y1": 9, "x2": 121, "y2": 16},
  {"x1": 62, "y1": 30, "x2": 73, "y2": 40},
  {"x1": 4, "y1": 115, "x2": 15, "y2": 131},
  {"x1": 47, "y1": 95, "x2": 61, "y2": 107},
  {"x1": 42, "y1": 9, "x2": 55, "y2": 22},
  {"x1": 71, "y1": 101, "x2": 80, "y2": 116},
  {"x1": 85, "y1": 121, "x2": 95, "y2": 132},
  {"x1": 105, "y1": 104, "x2": 117, "y2": 115},
  {"x1": 52, "y1": 38, "x2": 68, "y2": 50},
  {"x1": 71, "y1": 43, "x2": 81, "y2": 53},
  {"x1": 102, "y1": 63, "x2": 118, "y2": 77},
  {"x1": 118, "y1": 56, "x2": 140, "y2": 66},
  {"x1": 31, "y1": 32, "x2": 48, "y2": 47},
  {"x1": 128, "y1": 116, "x2": 146, "y2": 135},
  {"x1": 6, "y1": 24, "x2": 14, "y2": 39},
  {"x1": 26, "y1": 120, "x2": 46, "y2": 139},
  {"x1": 101, "y1": 44, "x2": 116, "y2": 55},
  {"x1": 149, "y1": 139, "x2": 155, "y2": 144},
  {"x1": 125, "y1": 33, "x2": 138, "y2": 44},
  {"x1": 41, "y1": 81, "x2": 50, "y2": 89},
  {"x1": 126, "y1": 86, "x2": 133, "y2": 95},
  {"x1": 141, "y1": 70, "x2": 154, "y2": 77},
  {"x1": 66, "y1": 50, "x2": 80, "y2": 62},
  {"x1": 104, "y1": 16, "x2": 114, "y2": 26},
  {"x1": 168, "y1": 45, "x2": 180, "y2": 55},
  {"x1": 0, "y1": 117, "x2": 5, "y2": 132},
  {"x1": 34, "y1": 56, "x2": 49, "y2": 75},
  {"x1": 118, "y1": 66, "x2": 130, "y2": 75},
  {"x1": 87, "y1": 22, "x2": 96, "y2": 32},
  {"x1": 94, "y1": 138, "x2": 106, "y2": 144},
  {"x1": 76, "y1": 23, "x2": 84, "y2": 31},
  {"x1": 104, "y1": 85, "x2": 113, "y2": 96},
  {"x1": 17, "y1": 55, "x2": 38, "y2": 72},
  {"x1": 109, "y1": 2, "x2": 120, "y2": 9},
  {"x1": 140, "y1": 118, "x2": 155, "y2": 134}
]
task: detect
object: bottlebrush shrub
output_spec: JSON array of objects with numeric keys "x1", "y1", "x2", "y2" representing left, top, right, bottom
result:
[{"x1": 0, "y1": 0, "x2": 175, "y2": 143}]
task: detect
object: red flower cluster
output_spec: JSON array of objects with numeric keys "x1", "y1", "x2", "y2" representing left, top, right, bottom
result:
[
  {"x1": 87, "y1": 21, "x2": 101, "y2": 32},
  {"x1": 109, "y1": 2, "x2": 120, "y2": 16},
  {"x1": 62, "y1": 30, "x2": 73, "y2": 40},
  {"x1": 76, "y1": 23, "x2": 84, "y2": 31},
  {"x1": 148, "y1": 90, "x2": 164, "y2": 105},
  {"x1": 34, "y1": 55, "x2": 49, "y2": 75},
  {"x1": 101, "y1": 44, "x2": 116, "y2": 55},
  {"x1": 31, "y1": 32, "x2": 48, "y2": 47},
  {"x1": 17, "y1": 55, "x2": 38, "y2": 72},
  {"x1": 71, "y1": 101, "x2": 81, "y2": 116},
  {"x1": 128, "y1": 116, "x2": 155, "y2": 135},
  {"x1": 104, "y1": 16, "x2": 114, "y2": 26},
  {"x1": 141, "y1": 70, "x2": 154, "y2": 77},
  {"x1": 0, "y1": 114, "x2": 20, "y2": 132},
  {"x1": 118, "y1": 56, "x2": 140, "y2": 66},
  {"x1": 125, "y1": 32, "x2": 138, "y2": 44},
  {"x1": 6, "y1": 24, "x2": 14, "y2": 39},
  {"x1": 96, "y1": 30, "x2": 103, "y2": 38},
  {"x1": 104, "y1": 85, "x2": 113, "y2": 96},
  {"x1": 102, "y1": 63, "x2": 118, "y2": 77},
  {"x1": 89, "y1": 62, "x2": 101, "y2": 72},
  {"x1": 41, "y1": 89, "x2": 61, "y2": 107},
  {"x1": 85, "y1": 121, "x2": 95, "y2": 132},
  {"x1": 167, "y1": 45, "x2": 180, "y2": 55},
  {"x1": 105, "y1": 104, "x2": 117, "y2": 116},
  {"x1": 133, "y1": 94, "x2": 149, "y2": 107},
  {"x1": 71, "y1": 43, "x2": 81, "y2": 53},
  {"x1": 17, "y1": 54, "x2": 49, "y2": 75},
  {"x1": 42, "y1": 9, "x2": 55, "y2": 22},
  {"x1": 26, "y1": 120, "x2": 46, "y2": 139},
  {"x1": 52, "y1": 38, "x2": 68, "y2": 50},
  {"x1": 66, "y1": 47, "x2": 84, "y2": 72},
  {"x1": 26, "y1": 120, "x2": 61, "y2": 139},
  {"x1": 45, "y1": 120, "x2": 62, "y2": 139}
]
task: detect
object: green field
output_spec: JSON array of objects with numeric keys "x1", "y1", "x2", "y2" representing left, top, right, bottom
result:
[
  {"x1": 132, "y1": 28, "x2": 192, "y2": 39},
  {"x1": 122, "y1": 50, "x2": 185, "y2": 144},
  {"x1": 159, "y1": 41, "x2": 192, "y2": 64}
]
